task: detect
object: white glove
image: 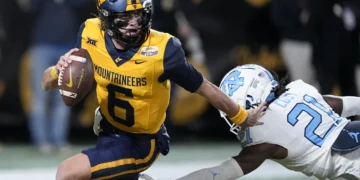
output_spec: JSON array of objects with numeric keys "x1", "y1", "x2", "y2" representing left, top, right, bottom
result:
[{"x1": 93, "y1": 106, "x2": 103, "y2": 136}]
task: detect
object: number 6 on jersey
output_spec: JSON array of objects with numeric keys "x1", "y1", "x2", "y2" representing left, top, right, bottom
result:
[{"x1": 106, "y1": 84, "x2": 135, "y2": 127}]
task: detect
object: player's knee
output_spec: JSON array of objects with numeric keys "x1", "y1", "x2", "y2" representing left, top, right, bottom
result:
[
  {"x1": 56, "y1": 162, "x2": 70, "y2": 180},
  {"x1": 56, "y1": 161, "x2": 78, "y2": 180},
  {"x1": 56, "y1": 153, "x2": 91, "y2": 180}
]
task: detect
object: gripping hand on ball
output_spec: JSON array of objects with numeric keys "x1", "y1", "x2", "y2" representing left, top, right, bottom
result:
[
  {"x1": 42, "y1": 48, "x2": 79, "y2": 91},
  {"x1": 56, "y1": 48, "x2": 79, "y2": 73},
  {"x1": 57, "y1": 48, "x2": 95, "y2": 106}
]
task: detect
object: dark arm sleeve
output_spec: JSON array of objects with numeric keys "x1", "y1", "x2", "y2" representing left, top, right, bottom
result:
[
  {"x1": 158, "y1": 37, "x2": 204, "y2": 93},
  {"x1": 74, "y1": 23, "x2": 85, "y2": 49}
]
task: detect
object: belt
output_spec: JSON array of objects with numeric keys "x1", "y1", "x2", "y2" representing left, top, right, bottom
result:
[{"x1": 100, "y1": 118, "x2": 157, "y2": 140}]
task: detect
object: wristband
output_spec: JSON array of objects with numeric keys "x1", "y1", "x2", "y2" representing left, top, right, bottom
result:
[
  {"x1": 50, "y1": 66, "x2": 59, "y2": 80},
  {"x1": 229, "y1": 104, "x2": 248, "y2": 125}
]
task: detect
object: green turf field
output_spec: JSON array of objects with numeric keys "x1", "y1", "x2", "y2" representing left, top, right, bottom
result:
[{"x1": 0, "y1": 142, "x2": 317, "y2": 180}]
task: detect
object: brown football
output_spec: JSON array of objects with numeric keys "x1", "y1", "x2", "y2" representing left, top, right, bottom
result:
[{"x1": 58, "y1": 49, "x2": 94, "y2": 106}]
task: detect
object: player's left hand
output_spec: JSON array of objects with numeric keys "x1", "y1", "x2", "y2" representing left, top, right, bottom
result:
[{"x1": 240, "y1": 102, "x2": 267, "y2": 129}]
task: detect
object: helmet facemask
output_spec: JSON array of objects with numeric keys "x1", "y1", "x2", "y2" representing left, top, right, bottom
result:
[{"x1": 98, "y1": 5, "x2": 152, "y2": 48}]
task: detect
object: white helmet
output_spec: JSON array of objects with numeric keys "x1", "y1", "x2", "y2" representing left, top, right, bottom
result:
[{"x1": 219, "y1": 64, "x2": 278, "y2": 135}]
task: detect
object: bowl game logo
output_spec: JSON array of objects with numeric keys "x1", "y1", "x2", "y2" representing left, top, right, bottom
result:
[{"x1": 140, "y1": 46, "x2": 159, "y2": 57}]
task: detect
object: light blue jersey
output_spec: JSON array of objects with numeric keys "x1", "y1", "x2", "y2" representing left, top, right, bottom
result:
[{"x1": 239, "y1": 80, "x2": 350, "y2": 179}]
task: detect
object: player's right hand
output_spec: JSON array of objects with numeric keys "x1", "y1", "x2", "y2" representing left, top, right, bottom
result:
[
  {"x1": 240, "y1": 102, "x2": 267, "y2": 130},
  {"x1": 56, "y1": 48, "x2": 79, "y2": 73}
]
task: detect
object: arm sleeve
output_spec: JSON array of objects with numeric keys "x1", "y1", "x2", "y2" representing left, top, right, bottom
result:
[
  {"x1": 323, "y1": 95, "x2": 360, "y2": 117},
  {"x1": 340, "y1": 96, "x2": 360, "y2": 117},
  {"x1": 159, "y1": 37, "x2": 204, "y2": 93},
  {"x1": 74, "y1": 23, "x2": 85, "y2": 49}
]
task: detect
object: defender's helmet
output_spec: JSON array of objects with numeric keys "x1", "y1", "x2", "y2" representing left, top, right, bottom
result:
[
  {"x1": 219, "y1": 64, "x2": 278, "y2": 135},
  {"x1": 97, "y1": 0, "x2": 152, "y2": 47}
]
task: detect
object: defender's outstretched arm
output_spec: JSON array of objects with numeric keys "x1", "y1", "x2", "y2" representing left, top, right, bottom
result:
[
  {"x1": 175, "y1": 143, "x2": 285, "y2": 180},
  {"x1": 323, "y1": 95, "x2": 360, "y2": 118}
]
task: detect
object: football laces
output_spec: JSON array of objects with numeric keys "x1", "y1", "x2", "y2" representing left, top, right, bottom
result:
[{"x1": 58, "y1": 66, "x2": 65, "y2": 86}]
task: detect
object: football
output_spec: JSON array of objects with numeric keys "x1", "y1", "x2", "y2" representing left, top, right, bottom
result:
[{"x1": 58, "y1": 49, "x2": 94, "y2": 106}]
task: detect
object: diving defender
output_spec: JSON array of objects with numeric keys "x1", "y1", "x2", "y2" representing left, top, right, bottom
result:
[{"x1": 176, "y1": 64, "x2": 360, "y2": 180}]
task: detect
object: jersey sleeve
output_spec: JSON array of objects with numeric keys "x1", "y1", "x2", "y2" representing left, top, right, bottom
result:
[
  {"x1": 74, "y1": 23, "x2": 85, "y2": 48},
  {"x1": 159, "y1": 37, "x2": 204, "y2": 93}
]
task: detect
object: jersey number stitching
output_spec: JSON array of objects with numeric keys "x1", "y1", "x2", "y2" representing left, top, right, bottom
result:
[
  {"x1": 107, "y1": 84, "x2": 135, "y2": 127},
  {"x1": 287, "y1": 94, "x2": 343, "y2": 147}
]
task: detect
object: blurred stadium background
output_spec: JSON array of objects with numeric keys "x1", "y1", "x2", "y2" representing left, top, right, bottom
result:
[{"x1": 0, "y1": 0, "x2": 360, "y2": 179}]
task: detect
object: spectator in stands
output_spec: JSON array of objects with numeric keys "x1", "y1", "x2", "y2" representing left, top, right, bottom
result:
[
  {"x1": 271, "y1": 0, "x2": 321, "y2": 89},
  {"x1": 27, "y1": 0, "x2": 87, "y2": 154},
  {"x1": 342, "y1": 0, "x2": 360, "y2": 95},
  {"x1": 313, "y1": 0, "x2": 358, "y2": 96},
  {"x1": 152, "y1": 0, "x2": 210, "y2": 136}
]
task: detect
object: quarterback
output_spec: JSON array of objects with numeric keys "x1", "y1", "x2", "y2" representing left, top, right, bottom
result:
[
  {"x1": 176, "y1": 64, "x2": 360, "y2": 180},
  {"x1": 41, "y1": 1, "x2": 265, "y2": 180}
]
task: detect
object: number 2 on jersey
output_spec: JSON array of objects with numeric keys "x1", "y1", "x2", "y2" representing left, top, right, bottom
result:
[
  {"x1": 106, "y1": 84, "x2": 135, "y2": 127},
  {"x1": 287, "y1": 95, "x2": 343, "y2": 147}
]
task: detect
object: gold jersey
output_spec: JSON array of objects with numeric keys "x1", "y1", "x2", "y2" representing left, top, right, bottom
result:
[{"x1": 75, "y1": 18, "x2": 203, "y2": 134}]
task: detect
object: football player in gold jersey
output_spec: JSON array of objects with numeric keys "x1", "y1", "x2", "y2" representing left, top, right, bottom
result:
[{"x1": 41, "y1": 0, "x2": 267, "y2": 179}]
